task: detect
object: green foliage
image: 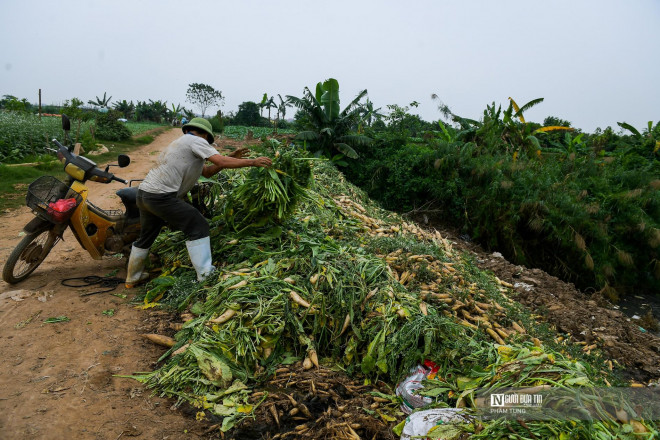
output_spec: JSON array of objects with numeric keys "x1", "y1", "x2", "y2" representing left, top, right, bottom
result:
[
  {"x1": 208, "y1": 116, "x2": 224, "y2": 134},
  {"x1": 275, "y1": 118, "x2": 291, "y2": 130},
  {"x1": 275, "y1": 94, "x2": 290, "y2": 130},
  {"x1": 134, "y1": 135, "x2": 154, "y2": 145},
  {"x1": 344, "y1": 120, "x2": 660, "y2": 297},
  {"x1": 135, "y1": 99, "x2": 169, "y2": 123},
  {"x1": 232, "y1": 101, "x2": 267, "y2": 127},
  {"x1": 287, "y1": 78, "x2": 372, "y2": 159},
  {"x1": 112, "y1": 99, "x2": 135, "y2": 119},
  {"x1": 0, "y1": 95, "x2": 32, "y2": 113},
  {"x1": 0, "y1": 113, "x2": 91, "y2": 162},
  {"x1": 87, "y1": 91, "x2": 112, "y2": 108},
  {"x1": 224, "y1": 144, "x2": 312, "y2": 231},
  {"x1": 259, "y1": 93, "x2": 277, "y2": 121},
  {"x1": 61, "y1": 98, "x2": 89, "y2": 123},
  {"x1": 186, "y1": 82, "x2": 224, "y2": 117},
  {"x1": 124, "y1": 121, "x2": 166, "y2": 136},
  {"x1": 94, "y1": 110, "x2": 132, "y2": 141},
  {"x1": 615, "y1": 120, "x2": 660, "y2": 159},
  {"x1": 384, "y1": 103, "x2": 435, "y2": 137}
]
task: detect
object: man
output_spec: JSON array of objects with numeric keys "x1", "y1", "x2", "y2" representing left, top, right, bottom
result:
[{"x1": 125, "y1": 117, "x2": 272, "y2": 287}]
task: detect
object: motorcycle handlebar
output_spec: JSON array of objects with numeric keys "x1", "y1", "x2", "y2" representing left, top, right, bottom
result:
[{"x1": 52, "y1": 138, "x2": 128, "y2": 185}]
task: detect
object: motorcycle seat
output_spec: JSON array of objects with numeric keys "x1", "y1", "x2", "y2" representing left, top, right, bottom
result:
[{"x1": 116, "y1": 187, "x2": 140, "y2": 218}]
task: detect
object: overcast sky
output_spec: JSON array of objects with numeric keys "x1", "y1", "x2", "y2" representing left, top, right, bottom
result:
[{"x1": 1, "y1": 0, "x2": 658, "y2": 132}]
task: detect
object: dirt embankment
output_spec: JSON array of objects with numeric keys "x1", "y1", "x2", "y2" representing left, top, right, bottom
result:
[{"x1": 430, "y1": 224, "x2": 660, "y2": 382}]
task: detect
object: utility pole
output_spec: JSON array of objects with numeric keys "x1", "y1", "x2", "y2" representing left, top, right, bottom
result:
[{"x1": 38, "y1": 89, "x2": 42, "y2": 120}]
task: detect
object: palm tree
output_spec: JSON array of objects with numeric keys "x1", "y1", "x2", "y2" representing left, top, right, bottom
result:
[{"x1": 287, "y1": 78, "x2": 371, "y2": 159}]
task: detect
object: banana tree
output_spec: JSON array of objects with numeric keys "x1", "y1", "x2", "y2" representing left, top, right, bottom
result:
[
  {"x1": 503, "y1": 97, "x2": 574, "y2": 155},
  {"x1": 170, "y1": 103, "x2": 182, "y2": 116},
  {"x1": 88, "y1": 92, "x2": 112, "y2": 108},
  {"x1": 468, "y1": 98, "x2": 575, "y2": 156},
  {"x1": 617, "y1": 120, "x2": 660, "y2": 157},
  {"x1": 287, "y1": 78, "x2": 371, "y2": 159},
  {"x1": 113, "y1": 100, "x2": 135, "y2": 119},
  {"x1": 361, "y1": 99, "x2": 384, "y2": 127},
  {"x1": 275, "y1": 94, "x2": 290, "y2": 132}
]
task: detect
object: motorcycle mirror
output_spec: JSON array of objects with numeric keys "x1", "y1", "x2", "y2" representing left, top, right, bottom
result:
[
  {"x1": 61, "y1": 114, "x2": 71, "y2": 131},
  {"x1": 117, "y1": 154, "x2": 130, "y2": 168}
]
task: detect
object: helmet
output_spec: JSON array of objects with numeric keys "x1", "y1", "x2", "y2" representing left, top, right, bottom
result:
[{"x1": 182, "y1": 117, "x2": 214, "y2": 142}]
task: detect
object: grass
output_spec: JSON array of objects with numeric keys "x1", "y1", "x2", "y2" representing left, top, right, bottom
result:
[
  {"x1": 125, "y1": 121, "x2": 168, "y2": 136},
  {"x1": 0, "y1": 126, "x2": 172, "y2": 211},
  {"x1": 0, "y1": 160, "x2": 65, "y2": 211}
]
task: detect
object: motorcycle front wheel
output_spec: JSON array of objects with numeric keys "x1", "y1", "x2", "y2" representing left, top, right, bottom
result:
[{"x1": 2, "y1": 225, "x2": 60, "y2": 284}]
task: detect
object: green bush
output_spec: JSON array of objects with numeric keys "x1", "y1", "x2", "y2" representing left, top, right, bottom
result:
[
  {"x1": 95, "y1": 110, "x2": 132, "y2": 141},
  {"x1": 208, "y1": 116, "x2": 225, "y2": 134},
  {"x1": 275, "y1": 119, "x2": 291, "y2": 130}
]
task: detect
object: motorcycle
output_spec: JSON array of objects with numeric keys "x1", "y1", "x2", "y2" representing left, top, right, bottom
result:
[{"x1": 2, "y1": 115, "x2": 141, "y2": 284}]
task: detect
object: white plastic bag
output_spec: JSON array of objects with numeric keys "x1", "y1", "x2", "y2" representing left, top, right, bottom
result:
[
  {"x1": 395, "y1": 360, "x2": 440, "y2": 414},
  {"x1": 400, "y1": 408, "x2": 471, "y2": 440}
]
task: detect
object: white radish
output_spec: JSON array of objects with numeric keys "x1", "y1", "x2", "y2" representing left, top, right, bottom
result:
[{"x1": 209, "y1": 309, "x2": 237, "y2": 324}]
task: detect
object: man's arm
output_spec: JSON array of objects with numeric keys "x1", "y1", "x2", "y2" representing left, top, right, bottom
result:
[{"x1": 202, "y1": 154, "x2": 272, "y2": 178}]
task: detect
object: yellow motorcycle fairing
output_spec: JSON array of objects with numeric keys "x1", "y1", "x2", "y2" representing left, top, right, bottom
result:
[
  {"x1": 64, "y1": 163, "x2": 86, "y2": 181},
  {"x1": 68, "y1": 181, "x2": 117, "y2": 260}
]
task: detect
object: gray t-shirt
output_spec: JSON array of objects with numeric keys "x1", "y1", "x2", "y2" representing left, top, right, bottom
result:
[{"x1": 139, "y1": 134, "x2": 219, "y2": 197}]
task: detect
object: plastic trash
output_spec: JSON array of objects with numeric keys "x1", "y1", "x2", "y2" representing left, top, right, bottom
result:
[
  {"x1": 396, "y1": 360, "x2": 440, "y2": 414},
  {"x1": 47, "y1": 198, "x2": 78, "y2": 222},
  {"x1": 400, "y1": 408, "x2": 471, "y2": 440}
]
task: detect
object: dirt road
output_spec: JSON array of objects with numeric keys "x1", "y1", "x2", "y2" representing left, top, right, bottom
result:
[{"x1": 0, "y1": 129, "x2": 213, "y2": 440}]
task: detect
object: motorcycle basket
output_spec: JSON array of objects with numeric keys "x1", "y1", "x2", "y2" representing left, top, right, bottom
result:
[{"x1": 26, "y1": 176, "x2": 82, "y2": 224}]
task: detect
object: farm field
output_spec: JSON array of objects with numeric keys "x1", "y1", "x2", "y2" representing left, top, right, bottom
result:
[
  {"x1": 222, "y1": 125, "x2": 296, "y2": 140},
  {"x1": 0, "y1": 113, "x2": 165, "y2": 163},
  {"x1": 0, "y1": 113, "x2": 170, "y2": 210}
]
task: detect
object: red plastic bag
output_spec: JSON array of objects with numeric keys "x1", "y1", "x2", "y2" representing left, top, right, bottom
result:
[{"x1": 47, "y1": 197, "x2": 78, "y2": 222}]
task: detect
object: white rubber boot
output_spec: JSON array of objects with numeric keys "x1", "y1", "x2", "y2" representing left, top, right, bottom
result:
[
  {"x1": 186, "y1": 236, "x2": 216, "y2": 282},
  {"x1": 125, "y1": 244, "x2": 150, "y2": 288}
]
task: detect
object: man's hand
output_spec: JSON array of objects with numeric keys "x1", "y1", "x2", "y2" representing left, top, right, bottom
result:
[
  {"x1": 228, "y1": 147, "x2": 250, "y2": 159},
  {"x1": 252, "y1": 157, "x2": 272, "y2": 168}
]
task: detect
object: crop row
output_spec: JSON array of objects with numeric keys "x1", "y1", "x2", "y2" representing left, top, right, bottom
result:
[
  {"x1": 0, "y1": 113, "x2": 167, "y2": 162},
  {"x1": 0, "y1": 113, "x2": 92, "y2": 162},
  {"x1": 222, "y1": 125, "x2": 296, "y2": 140}
]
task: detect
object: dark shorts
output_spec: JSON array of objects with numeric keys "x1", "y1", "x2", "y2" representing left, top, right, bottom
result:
[{"x1": 134, "y1": 189, "x2": 209, "y2": 249}]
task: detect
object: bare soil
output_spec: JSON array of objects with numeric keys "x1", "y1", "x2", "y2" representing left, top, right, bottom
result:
[{"x1": 1, "y1": 130, "x2": 659, "y2": 440}]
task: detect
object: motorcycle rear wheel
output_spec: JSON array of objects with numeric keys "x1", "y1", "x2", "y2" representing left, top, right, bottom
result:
[{"x1": 2, "y1": 225, "x2": 60, "y2": 284}]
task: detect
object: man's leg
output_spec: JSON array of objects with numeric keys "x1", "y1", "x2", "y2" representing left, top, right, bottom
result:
[
  {"x1": 140, "y1": 192, "x2": 214, "y2": 282},
  {"x1": 125, "y1": 191, "x2": 167, "y2": 288}
]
